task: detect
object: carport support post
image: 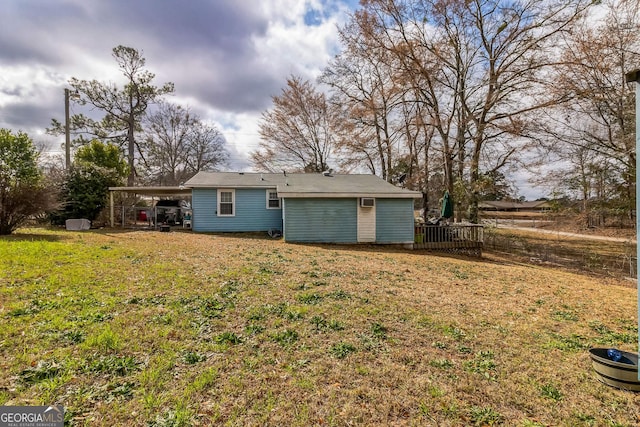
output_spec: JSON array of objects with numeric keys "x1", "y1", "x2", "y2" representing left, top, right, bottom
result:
[
  {"x1": 110, "y1": 191, "x2": 114, "y2": 228},
  {"x1": 626, "y1": 69, "x2": 640, "y2": 378}
]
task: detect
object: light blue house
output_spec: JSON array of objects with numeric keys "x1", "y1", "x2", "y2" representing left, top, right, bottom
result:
[{"x1": 184, "y1": 172, "x2": 421, "y2": 244}]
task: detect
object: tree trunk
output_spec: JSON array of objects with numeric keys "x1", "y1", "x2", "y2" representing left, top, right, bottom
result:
[
  {"x1": 468, "y1": 137, "x2": 482, "y2": 224},
  {"x1": 127, "y1": 114, "x2": 135, "y2": 186},
  {"x1": 422, "y1": 143, "x2": 430, "y2": 223}
]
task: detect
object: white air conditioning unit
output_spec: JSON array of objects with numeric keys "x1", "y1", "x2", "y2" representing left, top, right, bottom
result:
[{"x1": 360, "y1": 197, "x2": 375, "y2": 208}]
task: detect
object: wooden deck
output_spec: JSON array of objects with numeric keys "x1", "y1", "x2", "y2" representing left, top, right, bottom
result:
[{"x1": 414, "y1": 224, "x2": 484, "y2": 257}]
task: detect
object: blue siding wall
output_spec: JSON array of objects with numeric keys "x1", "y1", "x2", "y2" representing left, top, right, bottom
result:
[
  {"x1": 376, "y1": 198, "x2": 415, "y2": 243},
  {"x1": 284, "y1": 198, "x2": 357, "y2": 243},
  {"x1": 192, "y1": 188, "x2": 282, "y2": 232}
]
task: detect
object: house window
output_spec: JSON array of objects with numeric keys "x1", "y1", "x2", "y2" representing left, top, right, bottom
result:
[
  {"x1": 266, "y1": 190, "x2": 280, "y2": 209},
  {"x1": 217, "y1": 189, "x2": 235, "y2": 216}
]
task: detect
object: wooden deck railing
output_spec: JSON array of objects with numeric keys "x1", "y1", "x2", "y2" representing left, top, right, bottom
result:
[{"x1": 414, "y1": 224, "x2": 484, "y2": 256}]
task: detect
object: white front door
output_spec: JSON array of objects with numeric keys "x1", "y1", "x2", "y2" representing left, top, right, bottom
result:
[{"x1": 357, "y1": 204, "x2": 376, "y2": 243}]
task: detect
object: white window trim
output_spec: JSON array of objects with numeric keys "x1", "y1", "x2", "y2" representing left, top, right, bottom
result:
[
  {"x1": 266, "y1": 189, "x2": 281, "y2": 209},
  {"x1": 217, "y1": 189, "x2": 235, "y2": 217}
]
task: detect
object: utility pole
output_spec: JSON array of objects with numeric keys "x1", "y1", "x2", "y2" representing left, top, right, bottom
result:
[{"x1": 64, "y1": 88, "x2": 71, "y2": 170}]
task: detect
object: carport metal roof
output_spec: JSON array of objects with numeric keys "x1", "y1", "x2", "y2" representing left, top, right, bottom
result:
[{"x1": 108, "y1": 186, "x2": 193, "y2": 197}]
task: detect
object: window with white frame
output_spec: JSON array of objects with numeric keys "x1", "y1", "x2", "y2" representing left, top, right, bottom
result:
[
  {"x1": 217, "y1": 189, "x2": 235, "y2": 216},
  {"x1": 266, "y1": 189, "x2": 280, "y2": 209}
]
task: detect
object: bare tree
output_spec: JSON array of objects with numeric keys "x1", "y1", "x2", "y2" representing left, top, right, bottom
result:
[
  {"x1": 321, "y1": 20, "x2": 406, "y2": 181},
  {"x1": 547, "y1": 0, "x2": 640, "y2": 214},
  {"x1": 356, "y1": 0, "x2": 590, "y2": 222},
  {"x1": 141, "y1": 102, "x2": 228, "y2": 185},
  {"x1": 252, "y1": 76, "x2": 336, "y2": 173}
]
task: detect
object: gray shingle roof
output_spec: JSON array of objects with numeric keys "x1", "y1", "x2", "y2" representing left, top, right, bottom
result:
[{"x1": 185, "y1": 172, "x2": 420, "y2": 198}]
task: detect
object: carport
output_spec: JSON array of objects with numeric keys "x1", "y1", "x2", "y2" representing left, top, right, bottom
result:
[{"x1": 108, "y1": 186, "x2": 193, "y2": 228}]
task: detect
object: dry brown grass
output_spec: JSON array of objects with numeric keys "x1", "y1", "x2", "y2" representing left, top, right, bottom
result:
[{"x1": 0, "y1": 227, "x2": 638, "y2": 426}]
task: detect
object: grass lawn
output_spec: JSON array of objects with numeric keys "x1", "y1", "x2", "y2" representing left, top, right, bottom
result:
[{"x1": 0, "y1": 227, "x2": 638, "y2": 426}]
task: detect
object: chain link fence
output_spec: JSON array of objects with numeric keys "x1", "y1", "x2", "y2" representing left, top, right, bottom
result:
[{"x1": 483, "y1": 226, "x2": 637, "y2": 281}]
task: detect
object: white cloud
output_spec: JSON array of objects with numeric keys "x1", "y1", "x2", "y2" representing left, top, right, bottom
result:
[
  {"x1": 0, "y1": 65, "x2": 63, "y2": 108},
  {"x1": 252, "y1": 14, "x2": 342, "y2": 80}
]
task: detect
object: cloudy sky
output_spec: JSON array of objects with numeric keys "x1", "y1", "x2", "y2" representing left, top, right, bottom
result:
[{"x1": 0, "y1": 0, "x2": 360, "y2": 169}]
